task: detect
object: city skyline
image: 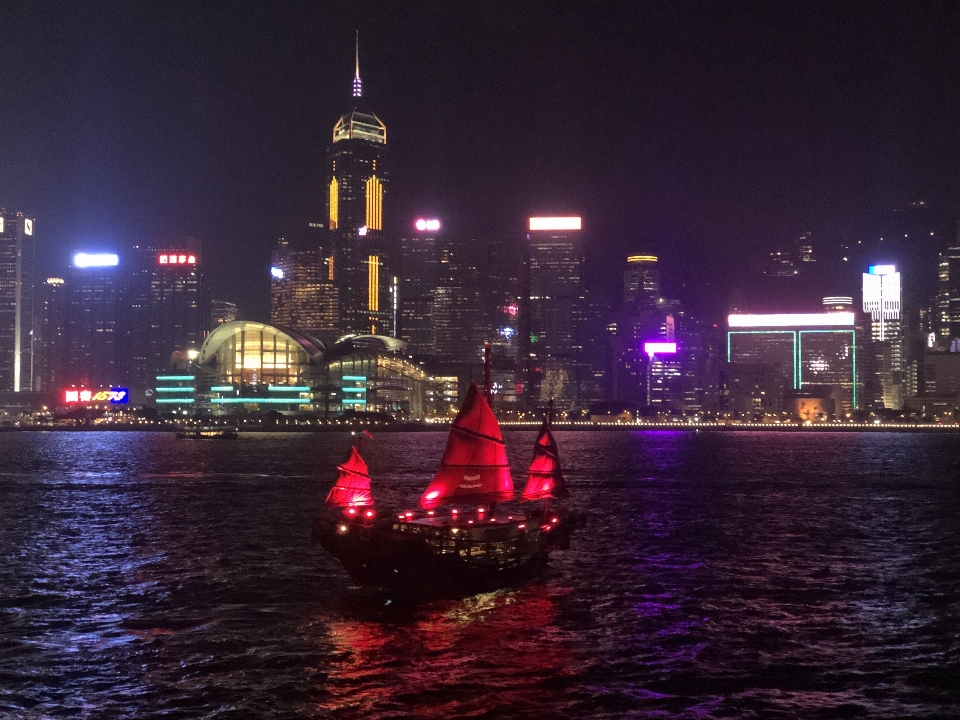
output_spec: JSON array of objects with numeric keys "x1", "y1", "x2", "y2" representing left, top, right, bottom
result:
[{"x1": 2, "y1": 2, "x2": 960, "y2": 320}]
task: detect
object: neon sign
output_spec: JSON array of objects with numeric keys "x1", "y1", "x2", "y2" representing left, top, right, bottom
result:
[
  {"x1": 63, "y1": 388, "x2": 129, "y2": 404},
  {"x1": 868, "y1": 264, "x2": 896, "y2": 275},
  {"x1": 158, "y1": 253, "x2": 196, "y2": 265}
]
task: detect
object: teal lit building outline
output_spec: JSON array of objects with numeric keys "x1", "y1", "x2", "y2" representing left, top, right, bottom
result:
[{"x1": 728, "y1": 328, "x2": 858, "y2": 409}]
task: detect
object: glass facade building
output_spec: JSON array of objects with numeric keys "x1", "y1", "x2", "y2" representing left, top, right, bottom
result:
[
  {"x1": 0, "y1": 210, "x2": 35, "y2": 392},
  {"x1": 727, "y1": 313, "x2": 861, "y2": 411},
  {"x1": 183, "y1": 321, "x2": 443, "y2": 420}
]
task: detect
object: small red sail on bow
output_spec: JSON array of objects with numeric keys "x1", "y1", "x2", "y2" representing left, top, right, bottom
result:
[
  {"x1": 420, "y1": 383, "x2": 514, "y2": 509},
  {"x1": 325, "y1": 445, "x2": 374, "y2": 508},
  {"x1": 521, "y1": 416, "x2": 569, "y2": 501}
]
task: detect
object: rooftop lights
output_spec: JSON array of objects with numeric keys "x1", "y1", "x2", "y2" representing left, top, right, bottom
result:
[
  {"x1": 415, "y1": 218, "x2": 441, "y2": 232},
  {"x1": 529, "y1": 216, "x2": 582, "y2": 231},
  {"x1": 728, "y1": 312, "x2": 855, "y2": 328}
]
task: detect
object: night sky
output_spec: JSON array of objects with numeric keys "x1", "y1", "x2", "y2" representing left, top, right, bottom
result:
[{"x1": 2, "y1": 1, "x2": 960, "y2": 321}]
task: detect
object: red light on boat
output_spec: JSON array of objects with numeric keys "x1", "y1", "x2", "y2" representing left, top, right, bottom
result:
[
  {"x1": 405, "y1": 512, "x2": 413, "y2": 519},
  {"x1": 551, "y1": 517, "x2": 558, "y2": 523},
  {"x1": 451, "y1": 509, "x2": 458, "y2": 515},
  {"x1": 467, "y1": 520, "x2": 474, "y2": 524},
  {"x1": 427, "y1": 510, "x2": 435, "y2": 516},
  {"x1": 398, "y1": 514, "x2": 405, "y2": 520},
  {"x1": 477, "y1": 507, "x2": 485, "y2": 513},
  {"x1": 517, "y1": 523, "x2": 525, "y2": 530},
  {"x1": 347, "y1": 508, "x2": 357, "y2": 515},
  {"x1": 365, "y1": 510, "x2": 374, "y2": 518}
]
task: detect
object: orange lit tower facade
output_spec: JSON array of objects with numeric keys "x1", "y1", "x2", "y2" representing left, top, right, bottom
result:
[{"x1": 325, "y1": 38, "x2": 391, "y2": 336}]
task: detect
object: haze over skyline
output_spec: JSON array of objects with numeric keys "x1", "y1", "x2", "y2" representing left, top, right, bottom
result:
[{"x1": 3, "y1": 1, "x2": 959, "y2": 320}]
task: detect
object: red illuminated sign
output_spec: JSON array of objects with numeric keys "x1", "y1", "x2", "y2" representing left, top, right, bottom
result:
[
  {"x1": 63, "y1": 388, "x2": 129, "y2": 404},
  {"x1": 157, "y1": 253, "x2": 196, "y2": 266}
]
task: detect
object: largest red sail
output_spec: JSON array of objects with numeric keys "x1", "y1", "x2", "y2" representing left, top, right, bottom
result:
[
  {"x1": 325, "y1": 445, "x2": 374, "y2": 507},
  {"x1": 521, "y1": 417, "x2": 569, "y2": 501},
  {"x1": 420, "y1": 383, "x2": 514, "y2": 509}
]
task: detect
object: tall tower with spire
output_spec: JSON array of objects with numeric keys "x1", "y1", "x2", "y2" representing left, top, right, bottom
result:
[{"x1": 325, "y1": 34, "x2": 391, "y2": 336}]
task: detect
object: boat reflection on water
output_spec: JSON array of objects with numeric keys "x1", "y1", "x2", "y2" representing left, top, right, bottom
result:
[{"x1": 319, "y1": 584, "x2": 575, "y2": 718}]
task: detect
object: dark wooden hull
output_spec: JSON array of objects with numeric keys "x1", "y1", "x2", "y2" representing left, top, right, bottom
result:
[{"x1": 313, "y1": 512, "x2": 584, "y2": 598}]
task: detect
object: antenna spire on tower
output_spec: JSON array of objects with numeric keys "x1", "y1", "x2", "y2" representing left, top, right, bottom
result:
[{"x1": 353, "y1": 31, "x2": 362, "y2": 98}]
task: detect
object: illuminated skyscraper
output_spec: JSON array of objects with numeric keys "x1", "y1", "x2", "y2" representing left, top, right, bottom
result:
[
  {"x1": 325, "y1": 37, "x2": 390, "y2": 335},
  {"x1": 67, "y1": 251, "x2": 127, "y2": 388},
  {"x1": 142, "y1": 244, "x2": 208, "y2": 379},
  {"x1": 936, "y1": 244, "x2": 960, "y2": 345},
  {"x1": 519, "y1": 216, "x2": 584, "y2": 411},
  {"x1": 623, "y1": 254, "x2": 660, "y2": 309},
  {"x1": 862, "y1": 264, "x2": 904, "y2": 409},
  {"x1": 270, "y1": 238, "x2": 337, "y2": 337},
  {"x1": 34, "y1": 277, "x2": 69, "y2": 392},
  {"x1": 399, "y1": 228, "x2": 439, "y2": 355},
  {"x1": 210, "y1": 299, "x2": 237, "y2": 327},
  {"x1": 726, "y1": 312, "x2": 861, "y2": 413},
  {"x1": 0, "y1": 210, "x2": 35, "y2": 391},
  {"x1": 431, "y1": 241, "x2": 485, "y2": 363}
]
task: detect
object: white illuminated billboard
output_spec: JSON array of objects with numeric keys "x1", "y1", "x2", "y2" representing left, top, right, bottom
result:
[
  {"x1": 74, "y1": 253, "x2": 119, "y2": 268},
  {"x1": 529, "y1": 216, "x2": 582, "y2": 231},
  {"x1": 728, "y1": 313, "x2": 855, "y2": 328}
]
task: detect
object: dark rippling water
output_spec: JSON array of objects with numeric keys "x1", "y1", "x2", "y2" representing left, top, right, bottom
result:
[{"x1": 3, "y1": 429, "x2": 960, "y2": 719}]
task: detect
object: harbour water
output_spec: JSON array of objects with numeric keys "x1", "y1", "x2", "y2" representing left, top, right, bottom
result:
[{"x1": 2, "y1": 429, "x2": 960, "y2": 718}]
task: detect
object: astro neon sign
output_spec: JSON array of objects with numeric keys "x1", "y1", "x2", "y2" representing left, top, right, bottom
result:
[
  {"x1": 64, "y1": 388, "x2": 129, "y2": 404},
  {"x1": 158, "y1": 253, "x2": 196, "y2": 265}
]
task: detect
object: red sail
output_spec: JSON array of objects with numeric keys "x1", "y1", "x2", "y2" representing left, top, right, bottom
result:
[
  {"x1": 521, "y1": 418, "x2": 569, "y2": 501},
  {"x1": 420, "y1": 383, "x2": 514, "y2": 509},
  {"x1": 325, "y1": 445, "x2": 374, "y2": 507}
]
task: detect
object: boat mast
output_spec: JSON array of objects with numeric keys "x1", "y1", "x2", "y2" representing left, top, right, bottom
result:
[
  {"x1": 543, "y1": 398, "x2": 553, "y2": 518},
  {"x1": 483, "y1": 342, "x2": 492, "y2": 400}
]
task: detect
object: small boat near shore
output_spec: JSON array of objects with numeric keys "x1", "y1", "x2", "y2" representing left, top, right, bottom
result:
[
  {"x1": 313, "y1": 382, "x2": 585, "y2": 598},
  {"x1": 175, "y1": 426, "x2": 238, "y2": 439}
]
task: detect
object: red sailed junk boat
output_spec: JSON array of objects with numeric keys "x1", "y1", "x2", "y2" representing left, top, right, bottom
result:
[{"x1": 313, "y1": 383, "x2": 585, "y2": 597}]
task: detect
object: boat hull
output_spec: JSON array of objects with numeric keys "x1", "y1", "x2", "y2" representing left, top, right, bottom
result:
[{"x1": 313, "y1": 513, "x2": 583, "y2": 598}]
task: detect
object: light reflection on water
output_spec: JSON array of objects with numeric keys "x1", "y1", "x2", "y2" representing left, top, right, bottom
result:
[{"x1": 1, "y1": 430, "x2": 960, "y2": 718}]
